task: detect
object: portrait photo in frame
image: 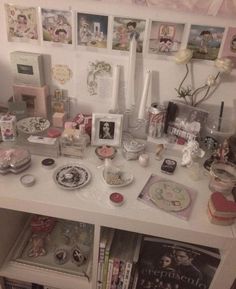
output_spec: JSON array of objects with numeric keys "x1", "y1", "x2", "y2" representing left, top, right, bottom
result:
[{"x1": 91, "y1": 113, "x2": 123, "y2": 147}]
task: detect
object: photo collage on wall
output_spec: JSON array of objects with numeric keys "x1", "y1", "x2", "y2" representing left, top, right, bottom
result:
[{"x1": 4, "y1": 3, "x2": 236, "y2": 64}]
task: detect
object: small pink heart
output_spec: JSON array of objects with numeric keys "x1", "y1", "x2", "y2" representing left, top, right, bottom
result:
[{"x1": 211, "y1": 192, "x2": 236, "y2": 213}]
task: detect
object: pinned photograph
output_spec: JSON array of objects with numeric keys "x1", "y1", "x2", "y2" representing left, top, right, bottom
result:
[
  {"x1": 149, "y1": 21, "x2": 185, "y2": 55},
  {"x1": 112, "y1": 17, "x2": 146, "y2": 52},
  {"x1": 5, "y1": 4, "x2": 39, "y2": 42},
  {"x1": 221, "y1": 27, "x2": 236, "y2": 67},
  {"x1": 77, "y1": 12, "x2": 108, "y2": 48},
  {"x1": 187, "y1": 24, "x2": 225, "y2": 60},
  {"x1": 41, "y1": 8, "x2": 73, "y2": 45}
]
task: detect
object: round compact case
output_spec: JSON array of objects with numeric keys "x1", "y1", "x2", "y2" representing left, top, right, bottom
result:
[{"x1": 0, "y1": 147, "x2": 31, "y2": 174}]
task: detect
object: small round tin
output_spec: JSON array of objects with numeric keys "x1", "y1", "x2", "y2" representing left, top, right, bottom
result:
[{"x1": 41, "y1": 158, "x2": 56, "y2": 169}]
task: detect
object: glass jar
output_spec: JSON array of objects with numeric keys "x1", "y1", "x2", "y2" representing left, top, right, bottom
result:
[
  {"x1": 209, "y1": 161, "x2": 236, "y2": 195},
  {"x1": 122, "y1": 139, "x2": 145, "y2": 160}
]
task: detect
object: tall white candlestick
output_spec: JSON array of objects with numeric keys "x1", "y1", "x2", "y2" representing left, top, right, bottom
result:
[
  {"x1": 111, "y1": 65, "x2": 121, "y2": 111},
  {"x1": 126, "y1": 37, "x2": 137, "y2": 111},
  {"x1": 138, "y1": 69, "x2": 151, "y2": 120}
]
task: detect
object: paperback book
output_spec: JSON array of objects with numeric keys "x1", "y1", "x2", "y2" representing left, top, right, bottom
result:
[
  {"x1": 137, "y1": 174, "x2": 197, "y2": 220},
  {"x1": 136, "y1": 236, "x2": 221, "y2": 289}
]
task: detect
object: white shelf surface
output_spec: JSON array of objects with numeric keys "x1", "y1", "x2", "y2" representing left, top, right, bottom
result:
[
  {"x1": 0, "y1": 146, "x2": 234, "y2": 249},
  {"x1": 0, "y1": 261, "x2": 91, "y2": 289}
]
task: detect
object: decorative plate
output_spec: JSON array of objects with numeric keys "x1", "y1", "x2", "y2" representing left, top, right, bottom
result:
[
  {"x1": 17, "y1": 117, "x2": 50, "y2": 134},
  {"x1": 102, "y1": 168, "x2": 134, "y2": 188},
  {"x1": 149, "y1": 180, "x2": 191, "y2": 212},
  {"x1": 53, "y1": 164, "x2": 91, "y2": 190}
]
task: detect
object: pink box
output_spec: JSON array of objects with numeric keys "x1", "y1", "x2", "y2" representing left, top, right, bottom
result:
[
  {"x1": 0, "y1": 114, "x2": 17, "y2": 141},
  {"x1": 52, "y1": 112, "x2": 67, "y2": 128},
  {"x1": 13, "y1": 84, "x2": 50, "y2": 118}
]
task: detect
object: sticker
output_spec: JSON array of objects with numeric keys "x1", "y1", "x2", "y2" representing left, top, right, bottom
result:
[{"x1": 52, "y1": 64, "x2": 72, "y2": 84}]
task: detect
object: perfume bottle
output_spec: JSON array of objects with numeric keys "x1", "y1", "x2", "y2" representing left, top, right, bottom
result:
[{"x1": 73, "y1": 124, "x2": 90, "y2": 158}]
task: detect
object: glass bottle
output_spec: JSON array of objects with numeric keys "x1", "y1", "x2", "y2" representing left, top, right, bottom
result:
[{"x1": 73, "y1": 124, "x2": 90, "y2": 158}]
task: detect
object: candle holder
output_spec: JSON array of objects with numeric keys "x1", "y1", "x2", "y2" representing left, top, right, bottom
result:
[{"x1": 123, "y1": 107, "x2": 148, "y2": 139}]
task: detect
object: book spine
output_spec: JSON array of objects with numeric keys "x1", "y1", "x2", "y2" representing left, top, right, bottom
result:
[
  {"x1": 97, "y1": 261, "x2": 103, "y2": 289},
  {"x1": 122, "y1": 262, "x2": 133, "y2": 289},
  {"x1": 102, "y1": 250, "x2": 111, "y2": 289},
  {"x1": 106, "y1": 259, "x2": 114, "y2": 289},
  {"x1": 116, "y1": 260, "x2": 126, "y2": 289},
  {"x1": 110, "y1": 258, "x2": 120, "y2": 289}
]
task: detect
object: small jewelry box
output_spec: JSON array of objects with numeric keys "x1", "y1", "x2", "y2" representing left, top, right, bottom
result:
[{"x1": 122, "y1": 139, "x2": 145, "y2": 160}]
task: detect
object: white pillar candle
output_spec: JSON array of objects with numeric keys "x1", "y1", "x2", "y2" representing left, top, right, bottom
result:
[
  {"x1": 138, "y1": 69, "x2": 151, "y2": 120},
  {"x1": 111, "y1": 65, "x2": 121, "y2": 111},
  {"x1": 126, "y1": 37, "x2": 137, "y2": 111}
]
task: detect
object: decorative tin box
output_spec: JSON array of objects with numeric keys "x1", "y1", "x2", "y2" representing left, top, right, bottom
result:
[
  {"x1": 122, "y1": 139, "x2": 145, "y2": 160},
  {"x1": 0, "y1": 147, "x2": 31, "y2": 174}
]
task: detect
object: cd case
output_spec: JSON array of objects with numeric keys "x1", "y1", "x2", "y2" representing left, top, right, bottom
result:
[{"x1": 137, "y1": 174, "x2": 197, "y2": 220}]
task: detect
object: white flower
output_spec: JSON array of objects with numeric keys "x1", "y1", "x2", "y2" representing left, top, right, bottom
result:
[
  {"x1": 206, "y1": 75, "x2": 216, "y2": 87},
  {"x1": 215, "y1": 57, "x2": 234, "y2": 73},
  {"x1": 174, "y1": 49, "x2": 193, "y2": 64}
]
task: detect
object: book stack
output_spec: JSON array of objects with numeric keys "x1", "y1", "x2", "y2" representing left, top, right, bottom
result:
[
  {"x1": 207, "y1": 192, "x2": 236, "y2": 225},
  {"x1": 97, "y1": 229, "x2": 142, "y2": 289},
  {"x1": 97, "y1": 227, "x2": 115, "y2": 289}
]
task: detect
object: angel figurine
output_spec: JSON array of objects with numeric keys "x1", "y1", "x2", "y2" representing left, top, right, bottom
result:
[{"x1": 181, "y1": 140, "x2": 205, "y2": 167}]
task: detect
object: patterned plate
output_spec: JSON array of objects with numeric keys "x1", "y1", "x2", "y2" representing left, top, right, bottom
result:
[
  {"x1": 149, "y1": 180, "x2": 191, "y2": 212},
  {"x1": 17, "y1": 117, "x2": 50, "y2": 134},
  {"x1": 53, "y1": 164, "x2": 91, "y2": 190}
]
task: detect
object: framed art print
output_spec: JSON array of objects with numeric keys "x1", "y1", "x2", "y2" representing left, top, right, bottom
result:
[
  {"x1": 91, "y1": 113, "x2": 123, "y2": 147},
  {"x1": 148, "y1": 21, "x2": 185, "y2": 55},
  {"x1": 5, "y1": 4, "x2": 39, "y2": 43},
  {"x1": 187, "y1": 24, "x2": 225, "y2": 60}
]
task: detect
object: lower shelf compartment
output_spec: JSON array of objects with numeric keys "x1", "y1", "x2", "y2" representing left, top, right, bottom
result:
[{"x1": 11, "y1": 217, "x2": 94, "y2": 280}]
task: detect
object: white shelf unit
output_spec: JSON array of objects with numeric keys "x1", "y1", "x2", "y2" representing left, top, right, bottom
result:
[{"x1": 0, "y1": 147, "x2": 235, "y2": 289}]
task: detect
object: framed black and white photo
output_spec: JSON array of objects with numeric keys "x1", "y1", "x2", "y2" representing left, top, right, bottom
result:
[{"x1": 91, "y1": 113, "x2": 123, "y2": 147}]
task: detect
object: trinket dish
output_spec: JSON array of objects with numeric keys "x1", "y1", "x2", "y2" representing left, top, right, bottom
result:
[
  {"x1": 53, "y1": 164, "x2": 91, "y2": 190},
  {"x1": 102, "y1": 167, "x2": 134, "y2": 188},
  {"x1": 95, "y1": 145, "x2": 117, "y2": 160},
  {"x1": 17, "y1": 117, "x2": 50, "y2": 134}
]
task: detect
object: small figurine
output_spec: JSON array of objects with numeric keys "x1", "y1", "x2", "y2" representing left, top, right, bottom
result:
[
  {"x1": 204, "y1": 138, "x2": 231, "y2": 171},
  {"x1": 28, "y1": 234, "x2": 47, "y2": 258},
  {"x1": 181, "y1": 140, "x2": 205, "y2": 167},
  {"x1": 155, "y1": 144, "x2": 165, "y2": 160}
]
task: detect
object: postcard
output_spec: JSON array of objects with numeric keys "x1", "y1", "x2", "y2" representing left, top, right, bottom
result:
[
  {"x1": 77, "y1": 12, "x2": 108, "y2": 49},
  {"x1": 41, "y1": 8, "x2": 73, "y2": 45},
  {"x1": 148, "y1": 21, "x2": 185, "y2": 55},
  {"x1": 187, "y1": 24, "x2": 225, "y2": 60},
  {"x1": 112, "y1": 16, "x2": 146, "y2": 52}
]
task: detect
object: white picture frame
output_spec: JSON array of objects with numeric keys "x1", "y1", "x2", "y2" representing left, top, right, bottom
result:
[{"x1": 91, "y1": 113, "x2": 123, "y2": 147}]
